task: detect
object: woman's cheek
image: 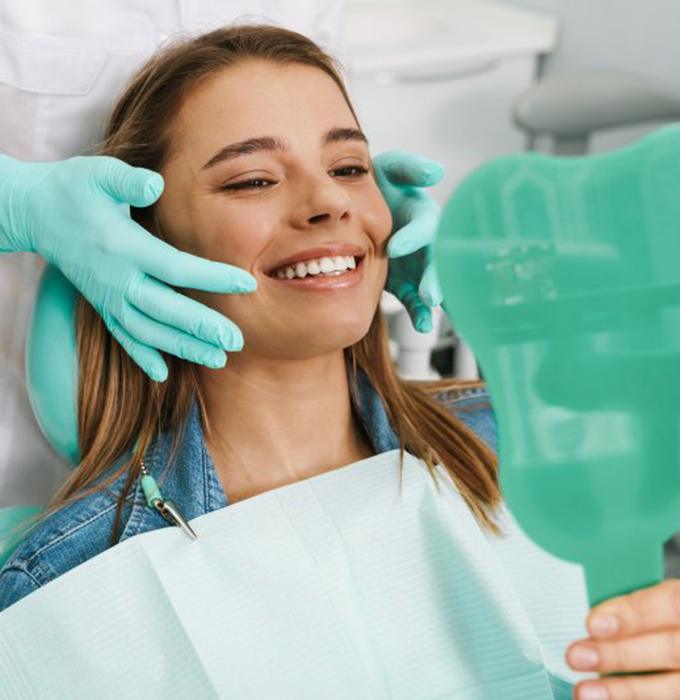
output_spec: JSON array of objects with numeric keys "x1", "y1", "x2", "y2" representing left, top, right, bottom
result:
[
  {"x1": 355, "y1": 189, "x2": 391, "y2": 288},
  {"x1": 365, "y1": 188, "x2": 393, "y2": 249},
  {"x1": 194, "y1": 207, "x2": 272, "y2": 272}
]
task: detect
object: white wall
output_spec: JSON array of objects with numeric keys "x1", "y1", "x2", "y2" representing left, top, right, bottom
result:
[
  {"x1": 500, "y1": 0, "x2": 680, "y2": 90},
  {"x1": 347, "y1": 57, "x2": 537, "y2": 207}
]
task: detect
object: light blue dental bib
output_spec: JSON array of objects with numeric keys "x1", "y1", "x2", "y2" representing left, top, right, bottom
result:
[{"x1": 0, "y1": 449, "x2": 592, "y2": 698}]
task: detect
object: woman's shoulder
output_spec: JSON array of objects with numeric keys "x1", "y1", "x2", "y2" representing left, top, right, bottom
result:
[
  {"x1": 0, "y1": 462, "x2": 137, "y2": 613},
  {"x1": 0, "y1": 421, "x2": 210, "y2": 613},
  {"x1": 412, "y1": 378, "x2": 498, "y2": 453}
]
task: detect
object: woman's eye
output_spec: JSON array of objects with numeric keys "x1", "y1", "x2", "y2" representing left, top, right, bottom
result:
[
  {"x1": 332, "y1": 165, "x2": 369, "y2": 178},
  {"x1": 221, "y1": 178, "x2": 274, "y2": 191},
  {"x1": 219, "y1": 166, "x2": 368, "y2": 192}
]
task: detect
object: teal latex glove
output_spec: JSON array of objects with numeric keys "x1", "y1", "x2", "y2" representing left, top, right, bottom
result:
[
  {"x1": 373, "y1": 151, "x2": 445, "y2": 333},
  {"x1": 0, "y1": 154, "x2": 257, "y2": 382}
]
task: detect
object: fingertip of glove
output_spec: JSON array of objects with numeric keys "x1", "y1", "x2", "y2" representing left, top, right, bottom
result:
[
  {"x1": 217, "y1": 329, "x2": 244, "y2": 352},
  {"x1": 414, "y1": 312, "x2": 433, "y2": 333},
  {"x1": 148, "y1": 365, "x2": 169, "y2": 382},
  {"x1": 236, "y1": 276, "x2": 258, "y2": 292},
  {"x1": 387, "y1": 238, "x2": 417, "y2": 258},
  {"x1": 204, "y1": 351, "x2": 228, "y2": 369},
  {"x1": 422, "y1": 161, "x2": 445, "y2": 180},
  {"x1": 143, "y1": 173, "x2": 164, "y2": 201}
]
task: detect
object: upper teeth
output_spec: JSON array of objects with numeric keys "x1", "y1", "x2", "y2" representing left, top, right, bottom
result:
[{"x1": 274, "y1": 255, "x2": 357, "y2": 279}]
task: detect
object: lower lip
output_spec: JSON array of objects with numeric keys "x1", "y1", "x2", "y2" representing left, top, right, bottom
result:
[{"x1": 266, "y1": 257, "x2": 365, "y2": 291}]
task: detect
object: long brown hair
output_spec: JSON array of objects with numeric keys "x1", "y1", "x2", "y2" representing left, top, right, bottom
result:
[{"x1": 17, "y1": 25, "x2": 502, "y2": 549}]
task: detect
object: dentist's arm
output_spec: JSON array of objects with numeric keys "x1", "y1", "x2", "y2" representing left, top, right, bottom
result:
[{"x1": 0, "y1": 153, "x2": 257, "y2": 382}]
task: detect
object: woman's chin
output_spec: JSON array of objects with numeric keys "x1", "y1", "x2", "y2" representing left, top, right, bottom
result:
[
  {"x1": 246, "y1": 317, "x2": 373, "y2": 360},
  {"x1": 301, "y1": 327, "x2": 371, "y2": 355}
]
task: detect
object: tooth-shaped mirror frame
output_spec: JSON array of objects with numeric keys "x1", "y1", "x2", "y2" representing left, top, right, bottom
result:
[{"x1": 434, "y1": 124, "x2": 680, "y2": 606}]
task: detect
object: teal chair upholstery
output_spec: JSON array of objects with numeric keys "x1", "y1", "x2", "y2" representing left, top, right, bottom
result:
[
  {"x1": 0, "y1": 506, "x2": 43, "y2": 569},
  {"x1": 0, "y1": 265, "x2": 79, "y2": 568}
]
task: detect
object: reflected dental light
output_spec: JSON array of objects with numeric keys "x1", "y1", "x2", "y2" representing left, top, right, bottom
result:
[{"x1": 434, "y1": 124, "x2": 680, "y2": 606}]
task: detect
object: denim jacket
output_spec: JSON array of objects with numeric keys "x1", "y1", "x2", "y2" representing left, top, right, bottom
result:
[{"x1": 0, "y1": 370, "x2": 496, "y2": 613}]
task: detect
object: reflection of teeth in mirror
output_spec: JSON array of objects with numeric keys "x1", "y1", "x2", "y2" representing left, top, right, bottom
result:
[{"x1": 275, "y1": 255, "x2": 357, "y2": 279}]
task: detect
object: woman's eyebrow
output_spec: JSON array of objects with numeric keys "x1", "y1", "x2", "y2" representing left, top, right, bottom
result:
[{"x1": 202, "y1": 127, "x2": 368, "y2": 170}]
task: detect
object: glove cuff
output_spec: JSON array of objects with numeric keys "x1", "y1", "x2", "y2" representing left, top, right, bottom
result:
[{"x1": 0, "y1": 154, "x2": 34, "y2": 253}]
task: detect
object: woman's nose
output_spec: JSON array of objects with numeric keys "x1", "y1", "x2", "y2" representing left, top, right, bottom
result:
[{"x1": 291, "y1": 176, "x2": 351, "y2": 229}]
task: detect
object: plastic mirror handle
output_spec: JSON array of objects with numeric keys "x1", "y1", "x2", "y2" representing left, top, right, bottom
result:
[{"x1": 434, "y1": 124, "x2": 680, "y2": 608}]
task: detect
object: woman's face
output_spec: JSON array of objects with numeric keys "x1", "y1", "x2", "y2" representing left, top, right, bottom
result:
[{"x1": 155, "y1": 58, "x2": 392, "y2": 361}]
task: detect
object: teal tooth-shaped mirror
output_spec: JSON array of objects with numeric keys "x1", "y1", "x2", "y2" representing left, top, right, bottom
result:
[{"x1": 434, "y1": 124, "x2": 680, "y2": 607}]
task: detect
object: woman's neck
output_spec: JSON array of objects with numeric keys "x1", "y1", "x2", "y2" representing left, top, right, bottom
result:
[{"x1": 197, "y1": 350, "x2": 375, "y2": 503}]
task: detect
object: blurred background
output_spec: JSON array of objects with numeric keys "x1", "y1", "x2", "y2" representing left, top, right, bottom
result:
[{"x1": 339, "y1": 0, "x2": 680, "y2": 384}]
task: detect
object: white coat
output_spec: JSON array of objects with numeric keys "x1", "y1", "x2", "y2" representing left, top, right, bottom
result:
[{"x1": 0, "y1": 0, "x2": 345, "y2": 506}]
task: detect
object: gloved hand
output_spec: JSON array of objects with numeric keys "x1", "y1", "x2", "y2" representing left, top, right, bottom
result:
[
  {"x1": 373, "y1": 151, "x2": 445, "y2": 333},
  {"x1": 0, "y1": 154, "x2": 257, "y2": 382}
]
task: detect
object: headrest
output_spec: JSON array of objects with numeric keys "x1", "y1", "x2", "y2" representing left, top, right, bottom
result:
[{"x1": 26, "y1": 264, "x2": 79, "y2": 464}]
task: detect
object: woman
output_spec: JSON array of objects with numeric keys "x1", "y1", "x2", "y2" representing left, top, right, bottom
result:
[{"x1": 0, "y1": 25, "x2": 674, "y2": 700}]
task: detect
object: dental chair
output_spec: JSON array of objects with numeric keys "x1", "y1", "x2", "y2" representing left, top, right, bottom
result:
[
  {"x1": 0, "y1": 265, "x2": 78, "y2": 568},
  {"x1": 513, "y1": 68, "x2": 680, "y2": 154}
]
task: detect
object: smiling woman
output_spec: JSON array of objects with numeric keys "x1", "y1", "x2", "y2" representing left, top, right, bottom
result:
[{"x1": 0, "y1": 24, "x2": 501, "y2": 603}]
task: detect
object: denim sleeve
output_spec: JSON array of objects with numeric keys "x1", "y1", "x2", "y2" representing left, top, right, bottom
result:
[
  {"x1": 445, "y1": 394, "x2": 498, "y2": 454},
  {"x1": 0, "y1": 567, "x2": 39, "y2": 613}
]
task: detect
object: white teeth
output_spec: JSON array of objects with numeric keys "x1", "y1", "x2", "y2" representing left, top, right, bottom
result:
[
  {"x1": 272, "y1": 255, "x2": 359, "y2": 279},
  {"x1": 319, "y1": 257, "x2": 335, "y2": 273},
  {"x1": 333, "y1": 255, "x2": 348, "y2": 270}
]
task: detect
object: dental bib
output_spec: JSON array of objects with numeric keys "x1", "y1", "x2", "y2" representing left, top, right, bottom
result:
[{"x1": 0, "y1": 449, "x2": 591, "y2": 698}]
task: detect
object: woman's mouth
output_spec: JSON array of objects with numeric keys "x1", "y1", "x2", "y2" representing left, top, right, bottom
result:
[{"x1": 265, "y1": 254, "x2": 365, "y2": 291}]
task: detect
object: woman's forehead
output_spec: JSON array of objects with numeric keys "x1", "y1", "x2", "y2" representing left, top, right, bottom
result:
[
  {"x1": 164, "y1": 68, "x2": 360, "y2": 179},
  {"x1": 174, "y1": 60, "x2": 355, "y2": 145}
]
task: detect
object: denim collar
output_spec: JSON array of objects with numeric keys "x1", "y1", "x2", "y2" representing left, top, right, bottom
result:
[{"x1": 119, "y1": 368, "x2": 399, "y2": 541}]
